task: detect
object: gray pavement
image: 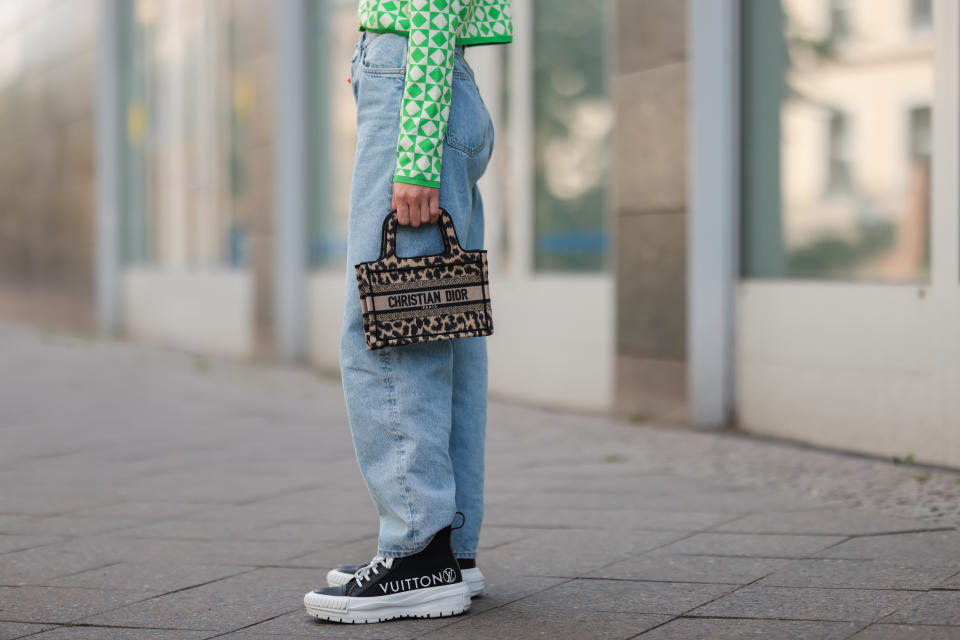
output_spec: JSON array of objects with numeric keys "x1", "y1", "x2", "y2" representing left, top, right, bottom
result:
[{"x1": 1, "y1": 321, "x2": 960, "y2": 639}]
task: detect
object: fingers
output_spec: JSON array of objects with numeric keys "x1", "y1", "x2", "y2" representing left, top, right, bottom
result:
[
  {"x1": 410, "y1": 198, "x2": 423, "y2": 228},
  {"x1": 396, "y1": 200, "x2": 410, "y2": 226},
  {"x1": 392, "y1": 182, "x2": 440, "y2": 227},
  {"x1": 428, "y1": 191, "x2": 440, "y2": 224},
  {"x1": 410, "y1": 200, "x2": 422, "y2": 227}
]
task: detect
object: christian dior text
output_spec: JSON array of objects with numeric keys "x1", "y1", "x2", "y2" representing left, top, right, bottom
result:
[{"x1": 386, "y1": 288, "x2": 469, "y2": 309}]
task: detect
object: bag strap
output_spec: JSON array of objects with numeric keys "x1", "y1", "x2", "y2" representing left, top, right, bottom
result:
[{"x1": 378, "y1": 207, "x2": 465, "y2": 261}]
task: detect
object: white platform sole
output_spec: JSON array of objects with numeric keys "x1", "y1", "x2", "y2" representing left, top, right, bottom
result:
[
  {"x1": 304, "y1": 582, "x2": 471, "y2": 624},
  {"x1": 327, "y1": 566, "x2": 485, "y2": 598}
]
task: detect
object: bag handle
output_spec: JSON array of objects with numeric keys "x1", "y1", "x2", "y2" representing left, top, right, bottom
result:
[{"x1": 378, "y1": 207, "x2": 465, "y2": 261}]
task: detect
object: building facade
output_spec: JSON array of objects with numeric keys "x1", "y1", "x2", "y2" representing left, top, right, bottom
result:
[
  {"x1": 691, "y1": 0, "x2": 960, "y2": 467},
  {"x1": 2, "y1": 0, "x2": 958, "y2": 467},
  {"x1": 2, "y1": 0, "x2": 629, "y2": 413}
]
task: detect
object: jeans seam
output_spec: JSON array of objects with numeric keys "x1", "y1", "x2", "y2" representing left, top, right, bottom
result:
[
  {"x1": 361, "y1": 66, "x2": 405, "y2": 77},
  {"x1": 445, "y1": 137, "x2": 480, "y2": 157},
  {"x1": 378, "y1": 347, "x2": 419, "y2": 555}
]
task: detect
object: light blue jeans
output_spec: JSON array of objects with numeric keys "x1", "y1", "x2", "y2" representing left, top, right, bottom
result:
[{"x1": 340, "y1": 30, "x2": 494, "y2": 560}]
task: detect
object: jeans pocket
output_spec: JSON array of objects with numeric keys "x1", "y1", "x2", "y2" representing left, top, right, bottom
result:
[
  {"x1": 359, "y1": 31, "x2": 406, "y2": 77},
  {"x1": 445, "y1": 74, "x2": 489, "y2": 158}
]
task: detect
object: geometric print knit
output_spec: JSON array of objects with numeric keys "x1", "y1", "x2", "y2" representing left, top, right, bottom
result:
[{"x1": 358, "y1": 0, "x2": 513, "y2": 188}]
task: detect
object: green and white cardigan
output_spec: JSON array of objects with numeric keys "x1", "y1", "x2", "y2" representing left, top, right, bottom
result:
[{"x1": 358, "y1": 0, "x2": 513, "y2": 189}]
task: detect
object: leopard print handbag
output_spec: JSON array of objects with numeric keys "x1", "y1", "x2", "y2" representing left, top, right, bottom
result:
[{"x1": 354, "y1": 208, "x2": 494, "y2": 350}]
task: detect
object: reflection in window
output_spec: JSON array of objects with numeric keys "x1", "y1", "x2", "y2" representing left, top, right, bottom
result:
[
  {"x1": 0, "y1": 0, "x2": 99, "y2": 329},
  {"x1": 741, "y1": 0, "x2": 933, "y2": 281},
  {"x1": 907, "y1": 105, "x2": 932, "y2": 268},
  {"x1": 532, "y1": 0, "x2": 610, "y2": 272},
  {"x1": 824, "y1": 109, "x2": 852, "y2": 196},
  {"x1": 829, "y1": 0, "x2": 852, "y2": 39},
  {"x1": 910, "y1": 0, "x2": 933, "y2": 31},
  {"x1": 308, "y1": 0, "x2": 357, "y2": 269},
  {"x1": 125, "y1": 0, "x2": 275, "y2": 270},
  {"x1": 909, "y1": 106, "x2": 931, "y2": 161}
]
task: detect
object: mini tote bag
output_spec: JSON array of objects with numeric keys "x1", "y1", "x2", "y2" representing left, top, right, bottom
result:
[{"x1": 354, "y1": 208, "x2": 494, "y2": 350}]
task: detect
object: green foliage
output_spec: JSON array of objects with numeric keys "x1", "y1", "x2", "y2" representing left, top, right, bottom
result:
[
  {"x1": 531, "y1": 0, "x2": 609, "y2": 272},
  {"x1": 193, "y1": 355, "x2": 210, "y2": 373},
  {"x1": 787, "y1": 219, "x2": 895, "y2": 278}
]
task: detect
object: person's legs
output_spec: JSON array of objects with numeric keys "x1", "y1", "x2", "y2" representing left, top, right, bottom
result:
[
  {"x1": 340, "y1": 32, "x2": 456, "y2": 559},
  {"x1": 436, "y1": 53, "x2": 495, "y2": 560},
  {"x1": 449, "y1": 185, "x2": 488, "y2": 560},
  {"x1": 340, "y1": 35, "x2": 493, "y2": 558}
]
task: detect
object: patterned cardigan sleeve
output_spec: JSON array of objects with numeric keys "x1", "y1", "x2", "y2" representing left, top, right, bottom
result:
[{"x1": 393, "y1": 0, "x2": 459, "y2": 189}]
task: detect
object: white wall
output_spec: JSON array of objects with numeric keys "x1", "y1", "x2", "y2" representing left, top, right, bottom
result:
[
  {"x1": 486, "y1": 275, "x2": 615, "y2": 412},
  {"x1": 307, "y1": 271, "x2": 345, "y2": 370},
  {"x1": 122, "y1": 267, "x2": 253, "y2": 358},
  {"x1": 736, "y1": 281, "x2": 959, "y2": 467}
]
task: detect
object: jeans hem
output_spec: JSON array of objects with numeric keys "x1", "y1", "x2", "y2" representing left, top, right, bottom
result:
[{"x1": 378, "y1": 542, "x2": 429, "y2": 559}]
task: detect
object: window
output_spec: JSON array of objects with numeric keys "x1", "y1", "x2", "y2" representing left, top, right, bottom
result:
[
  {"x1": 909, "y1": 106, "x2": 931, "y2": 161},
  {"x1": 907, "y1": 105, "x2": 932, "y2": 269},
  {"x1": 825, "y1": 109, "x2": 852, "y2": 196},
  {"x1": 910, "y1": 0, "x2": 933, "y2": 31},
  {"x1": 741, "y1": 0, "x2": 933, "y2": 281},
  {"x1": 124, "y1": 0, "x2": 277, "y2": 270},
  {"x1": 307, "y1": 0, "x2": 357, "y2": 269},
  {"x1": 532, "y1": 0, "x2": 611, "y2": 272},
  {"x1": 828, "y1": 0, "x2": 852, "y2": 40}
]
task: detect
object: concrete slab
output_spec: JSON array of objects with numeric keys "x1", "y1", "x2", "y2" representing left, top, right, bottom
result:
[
  {"x1": 0, "y1": 622, "x2": 55, "y2": 640},
  {"x1": 0, "y1": 539, "x2": 127, "y2": 586},
  {"x1": 586, "y1": 554, "x2": 789, "y2": 584},
  {"x1": 511, "y1": 579, "x2": 737, "y2": 615},
  {"x1": 713, "y1": 508, "x2": 946, "y2": 536},
  {"x1": 242, "y1": 610, "x2": 457, "y2": 638},
  {"x1": 27, "y1": 628, "x2": 210, "y2": 639},
  {"x1": 419, "y1": 606, "x2": 670, "y2": 640},
  {"x1": 0, "y1": 534, "x2": 62, "y2": 555},
  {"x1": 0, "y1": 515, "x2": 141, "y2": 537},
  {"x1": 758, "y1": 558, "x2": 960, "y2": 590},
  {"x1": 849, "y1": 624, "x2": 960, "y2": 639},
  {"x1": 48, "y1": 562, "x2": 253, "y2": 592},
  {"x1": 1, "y1": 322, "x2": 959, "y2": 636},
  {"x1": 0, "y1": 586, "x2": 154, "y2": 623},
  {"x1": 935, "y1": 570, "x2": 960, "y2": 590},
  {"x1": 818, "y1": 531, "x2": 960, "y2": 562},
  {"x1": 501, "y1": 528, "x2": 688, "y2": 555},
  {"x1": 884, "y1": 592, "x2": 960, "y2": 626},
  {"x1": 638, "y1": 618, "x2": 864, "y2": 639},
  {"x1": 75, "y1": 567, "x2": 317, "y2": 631},
  {"x1": 688, "y1": 585, "x2": 921, "y2": 622},
  {"x1": 649, "y1": 533, "x2": 847, "y2": 558},
  {"x1": 474, "y1": 546, "x2": 637, "y2": 578}
]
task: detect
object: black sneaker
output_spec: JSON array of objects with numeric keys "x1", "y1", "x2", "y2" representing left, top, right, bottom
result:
[
  {"x1": 327, "y1": 557, "x2": 484, "y2": 597},
  {"x1": 304, "y1": 524, "x2": 471, "y2": 623}
]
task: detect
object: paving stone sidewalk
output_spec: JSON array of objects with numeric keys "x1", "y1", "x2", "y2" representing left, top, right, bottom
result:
[{"x1": 1, "y1": 321, "x2": 960, "y2": 639}]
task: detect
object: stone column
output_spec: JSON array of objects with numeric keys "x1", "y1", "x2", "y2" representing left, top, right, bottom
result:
[{"x1": 612, "y1": 0, "x2": 690, "y2": 423}]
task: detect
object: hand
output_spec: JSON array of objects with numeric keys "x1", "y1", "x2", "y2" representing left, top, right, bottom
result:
[{"x1": 392, "y1": 181, "x2": 441, "y2": 227}]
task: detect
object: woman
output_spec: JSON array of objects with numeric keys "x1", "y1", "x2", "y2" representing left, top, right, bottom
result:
[{"x1": 304, "y1": 0, "x2": 512, "y2": 624}]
